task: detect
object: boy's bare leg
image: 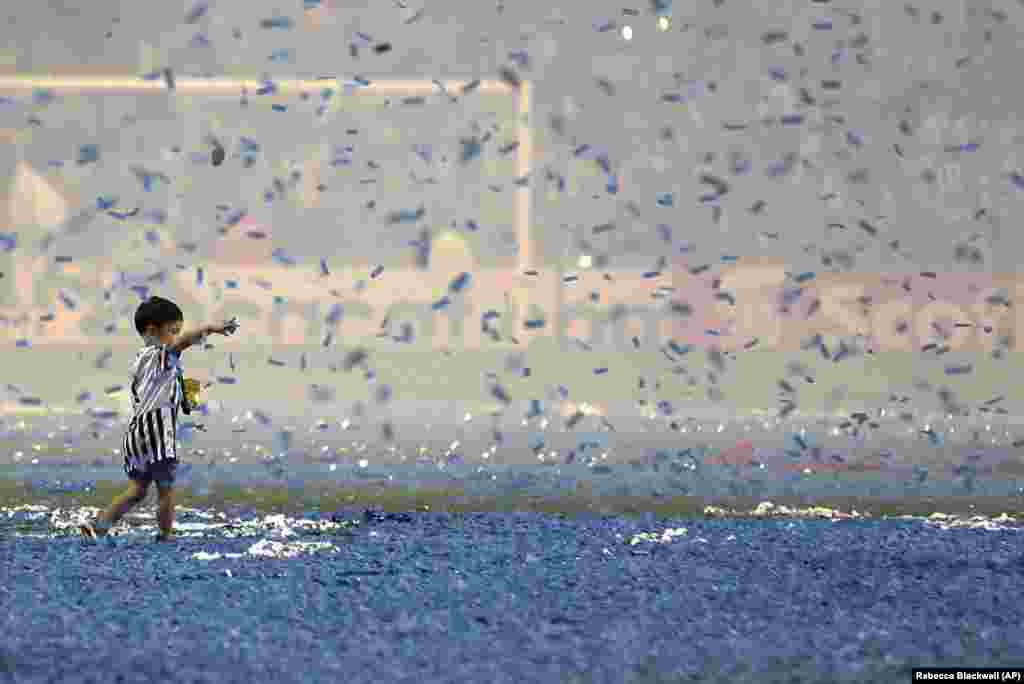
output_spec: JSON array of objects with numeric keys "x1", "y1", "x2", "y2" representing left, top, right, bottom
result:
[
  {"x1": 156, "y1": 485, "x2": 175, "y2": 540},
  {"x1": 99, "y1": 480, "x2": 149, "y2": 531}
]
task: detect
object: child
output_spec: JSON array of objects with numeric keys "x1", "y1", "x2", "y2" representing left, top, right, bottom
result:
[{"x1": 80, "y1": 296, "x2": 238, "y2": 542}]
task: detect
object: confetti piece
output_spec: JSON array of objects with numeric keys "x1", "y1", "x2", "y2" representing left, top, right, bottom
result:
[
  {"x1": 0, "y1": 233, "x2": 16, "y2": 252},
  {"x1": 77, "y1": 145, "x2": 100, "y2": 165},
  {"x1": 370, "y1": 265, "x2": 384, "y2": 279},
  {"x1": 460, "y1": 138, "x2": 482, "y2": 163},
  {"x1": 271, "y1": 248, "x2": 296, "y2": 266},
  {"x1": 448, "y1": 272, "x2": 471, "y2": 293},
  {"x1": 945, "y1": 364, "x2": 973, "y2": 375},
  {"x1": 185, "y1": 1, "x2": 209, "y2": 23},
  {"x1": 260, "y1": 16, "x2": 293, "y2": 29},
  {"x1": 432, "y1": 296, "x2": 451, "y2": 310},
  {"x1": 387, "y1": 207, "x2": 425, "y2": 224}
]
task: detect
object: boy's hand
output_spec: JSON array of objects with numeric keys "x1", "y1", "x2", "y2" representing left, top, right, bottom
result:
[{"x1": 209, "y1": 317, "x2": 240, "y2": 336}]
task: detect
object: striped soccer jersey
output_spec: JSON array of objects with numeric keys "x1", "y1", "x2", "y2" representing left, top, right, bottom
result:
[{"x1": 123, "y1": 343, "x2": 184, "y2": 475}]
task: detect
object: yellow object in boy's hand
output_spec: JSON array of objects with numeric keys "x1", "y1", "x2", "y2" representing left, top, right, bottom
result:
[{"x1": 183, "y1": 377, "x2": 202, "y2": 406}]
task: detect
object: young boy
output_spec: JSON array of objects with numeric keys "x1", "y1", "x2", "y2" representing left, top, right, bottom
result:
[{"x1": 80, "y1": 296, "x2": 238, "y2": 542}]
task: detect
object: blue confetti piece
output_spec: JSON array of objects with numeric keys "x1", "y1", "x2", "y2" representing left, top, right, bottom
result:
[
  {"x1": 325, "y1": 303, "x2": 344, "y2": 326},
  {"x1": 1009, "y1": 172, "x2": 1024, "y2": 190},
  {"x1": 699, "y1": 193, "x2": 719, "y2": 204},
  {"x1": 256, "y1": 81, "x2": 277, "y2": 96},
  {"x1": 413, "y1": 144, "x2": 432, "y2": 163},
  {"x1": 260, "y1": 16, "x2": 293, "y2": 29},
  {"x1": 705, "y1": 329, "x2": 721, "y2": 336},
  {"x1": 224, "y1": 280, "x2": 238, "y2": 289},
  {"x1": 794, "y1": 271, "x2": 816, "y2": 283},
  {"x1": 460, "y1": 138, "x2": 482, "y2": 163},
  {"x1": 271, "y1": 104, "x2": 288, "y2": 112},
  {"x1": 15, "y1": 339, "x2": 30, "y2": 348},
  {"x1": 268, "y1": 49, "x2": 292, "y2": 63},
  {"x1": 96, "y1": 196, "x2": 116, "y2": 210},
  {"x1": 846, "y1": 131, "x2": 863, "y2": 147},
  {"x1": 189, "y1": 33, "x2": 210, "y2": 48},
  {"x1": 780, "y1": 114, "x2": 804, "y2": 125},
  {"x1": 945, "y1": 364, "x2": 973, "y2": 375},
  {"x1": 594, "y1": 20, "x2": 615, "y2": 32},
  {"x1": 448, "y1": 272, "x2": 471, "y2": 293},
  {"x1": 185, "y1": 1, "x2": 209, "y2": 23},
  {"x1": 432, "y1": 296, "x2": 451, "y2": 310},
  {"x1": 143, "y1": 209, "x2": 166, "y2": 224},
  {"x1": 0, "y1": 232, "x2": 16, "y2": 252},
  {"x1": 657, "y1": 224, "x2": 672, "y2": 243},
  {"x1": 812, "y1": 19, "x2": 832, "y2": 29},
  {"x1": 668, "y1": 341, "x2": 692, "y2": 356},
  {"x1": 732, "y1": 158, "x2": 751, "y2": 175},
  {"x1": 526, "y1": 399, "x2": 543, "y2": 419},
  {"x1": 606, "y1": 175, "x2": 619, "y2": 194},
  {"x1": 593, "y1": 367, "x2": 609, "y2": 375},
  {"x1": 388, "y1": 207, "x2": 425, "y2": 224},
  {"x1": 465, "y1": 219, "x2": 479, "y2": 232},
  {"x1": 595, "y1": 153, "x2": 611, "y2": 175},
  {"x1": 573, "y1": 144, "x2": 591, "y2": 158},
  {"x1": 524, "y1": 318, "x2": 546, "y2": 329},
  {"x1": 32, "y1": 89, "x2": 55, "y2": 105},
  {"x1": 508, "y1": 50, "x2": 530, "y2": 68},
  {"x1": 196, "y1": 267, "x2": 204, "y2": 286},
  {"x1": 320, "y1": 258, "x2": 330, "y2": 276},
  {"x1": 77, "y1": 145, "x2": 100, "y2": 165},
  {"x1": 767, "y1": 67, "x2": 787, "y2": 81},
  {"x1": 130, "y1": 285, "x2": 149, "y2": 299},
  {"x1": 107, "y1": 208, "x2": 139, "y2": 220},
  {"x1": 271, "y1": 248, "x2": 295, "y2": 266},
  {"x1": 923, "y1": 429, "x2": 943, "y2": 447},
  {"x1": 491, "y1": 384, "x2": 510, "y2": 403},
  {"x1": 660, "y1": 93, "x2": 684, "y2": 103},
  {"x1": 720, "y1": 255, "x2": 738, "y2": 262},
  {"x1": 656, "y1": 193, "x2": 674, "y2": 207}
]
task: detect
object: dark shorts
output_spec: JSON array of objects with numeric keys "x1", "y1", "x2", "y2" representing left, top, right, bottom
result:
[{"x1": 127, "y1": 458, "x2": 178, "y2": 487}]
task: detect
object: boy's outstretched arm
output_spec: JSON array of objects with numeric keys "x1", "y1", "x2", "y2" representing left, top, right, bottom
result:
[
  {"x1": 169, "y1": 318, "x2": 239, "y2": 354},
  {"x1": 169, "y1": 324, "x2": 215, "y2": 355}
]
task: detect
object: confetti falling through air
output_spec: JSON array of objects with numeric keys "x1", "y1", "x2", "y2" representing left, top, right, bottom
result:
[{"x1": 0, "y1": 1, "x2": 1019, "y2": 508}]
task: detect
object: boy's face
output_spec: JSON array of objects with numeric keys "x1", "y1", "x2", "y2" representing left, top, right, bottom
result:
[{"x1": 147, "y1": 320, "x2": 182, "y2": 346}]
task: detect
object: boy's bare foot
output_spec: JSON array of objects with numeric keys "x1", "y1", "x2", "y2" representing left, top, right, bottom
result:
[{"x1": 79, "y1": 522, "x2": 107, "y2": 542}]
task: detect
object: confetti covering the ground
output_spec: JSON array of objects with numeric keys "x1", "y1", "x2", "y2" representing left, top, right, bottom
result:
[{"x1": 3, "y1": 500, "x2": 1024, "y2": 684}]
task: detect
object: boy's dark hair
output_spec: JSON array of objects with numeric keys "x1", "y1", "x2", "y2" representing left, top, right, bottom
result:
[{"x1": 134, "y1": 296, "x2": 183, "y2": 337}]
